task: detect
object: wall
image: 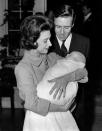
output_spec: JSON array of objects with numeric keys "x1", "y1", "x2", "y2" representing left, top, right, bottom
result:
[
  {"x1": 2, "y1": 87, "x2": 23, "y2": 108},
  {"x1": 33, "y1": 0, "x2": 47, "y2": 13},
  {"x1": 1, "y1": 0, "x2": 47, "y2": 108},
  {"x1": 0, "y1": 0, "x2": 8, "y2": 38}
]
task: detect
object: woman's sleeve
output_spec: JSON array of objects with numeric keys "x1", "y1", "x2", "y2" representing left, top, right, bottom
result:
[
  {"x1": 15, "y1": 66, "x2": 50, "y2": 116},
  {"x1": 47, "y1": 52, "x2": 62, "y2": 67}
]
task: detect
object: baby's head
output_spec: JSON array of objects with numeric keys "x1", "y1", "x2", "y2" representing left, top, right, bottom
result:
[{"x1": 67, "y1": 51, "x2": 86, "y2": 63}]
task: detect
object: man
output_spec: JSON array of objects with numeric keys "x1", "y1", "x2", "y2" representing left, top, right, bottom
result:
[{"x1": 48, "y1": 4, "x2": 90, "y2": 131}]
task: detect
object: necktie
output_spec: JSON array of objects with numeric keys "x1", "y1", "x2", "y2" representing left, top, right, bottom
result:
[{"x1": 61, "y1": 40, "x2": 68, "y2": 57}]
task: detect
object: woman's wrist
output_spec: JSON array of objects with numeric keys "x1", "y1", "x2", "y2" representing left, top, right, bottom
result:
[
  {"x1": 48, "y1": 102, "x2": 65, "y2": 112},
  {"x1": 63, "y1": 72, "x2": 75, "y2": 82},
  {"x1": 75, "y1": 68, "x2": 88, "y2": 81}
]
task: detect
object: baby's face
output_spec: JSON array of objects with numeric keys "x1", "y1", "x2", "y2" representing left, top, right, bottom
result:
[{"x1": 68, "y1": 51, "x2": 86, "y2": 63}]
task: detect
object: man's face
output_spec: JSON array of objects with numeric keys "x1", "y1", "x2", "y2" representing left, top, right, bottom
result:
[{"x1": 54, "y1": 16, "x2": 73, "y2": 41}]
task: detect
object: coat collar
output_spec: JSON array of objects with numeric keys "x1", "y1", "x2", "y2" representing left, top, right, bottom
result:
[{"x1": 22, "y1": 50, "x2": 47, "y2": 67}]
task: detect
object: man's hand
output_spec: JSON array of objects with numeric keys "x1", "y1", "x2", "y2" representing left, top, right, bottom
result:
[
  {"x1": 75, "y1": 68, "x2": 88, "y2": 82},
  {"x1": 48, "y1": 75, "x2": 68, "y2": 99}
]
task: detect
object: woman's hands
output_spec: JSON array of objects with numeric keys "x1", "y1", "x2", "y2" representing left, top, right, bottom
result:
[
  {"x1": 49, "y1": 68, "x2": 88, "y2": 99},
  {"x1": 49, "y1": 74, "x2": 70, "y2": 99}
]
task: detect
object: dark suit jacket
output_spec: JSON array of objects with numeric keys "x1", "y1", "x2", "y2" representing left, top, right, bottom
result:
[{"x1": 49, "y1": 32, "x2": 90, "y2": 60}]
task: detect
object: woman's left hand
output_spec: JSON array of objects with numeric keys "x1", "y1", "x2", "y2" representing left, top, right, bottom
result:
[{"x1": 48, "y1": 74, "x2": 69, "y2": 99}]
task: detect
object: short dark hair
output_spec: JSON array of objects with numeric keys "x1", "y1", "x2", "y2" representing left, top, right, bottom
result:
[
  {"x1": 20, "y1": 15, "x2": 53, "y2": 50},
  {"x1": 54, "y1": 4, "x2": 76, "y2": 24}
]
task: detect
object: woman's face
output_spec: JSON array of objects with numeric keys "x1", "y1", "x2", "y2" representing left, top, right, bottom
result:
[{"x1": 36, "y1": 30, "x2": 52, "y2": 54}]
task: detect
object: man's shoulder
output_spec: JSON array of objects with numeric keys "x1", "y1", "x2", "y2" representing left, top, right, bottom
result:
[{"x1": 72, "y1": 33, "x2": 90, "y2": 43}]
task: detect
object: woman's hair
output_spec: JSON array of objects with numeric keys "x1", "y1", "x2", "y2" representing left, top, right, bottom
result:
[{"x1": 20, "y1": 15, "x2": 53, "y2": 50}]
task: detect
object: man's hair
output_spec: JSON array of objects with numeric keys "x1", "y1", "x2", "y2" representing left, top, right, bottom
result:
[
  {"x1": 54, "y1": 4, "x2": 76, "y2": 24},
  {"x1": 20, "y1": 15, "x2": 53, "y2": 50}
]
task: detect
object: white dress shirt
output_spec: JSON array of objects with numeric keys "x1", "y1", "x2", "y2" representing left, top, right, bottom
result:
[{"x1": 56, "y1": 33, "x2": 72, "y2": 52}]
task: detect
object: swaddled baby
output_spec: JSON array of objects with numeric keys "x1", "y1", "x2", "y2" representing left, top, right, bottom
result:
[{"x1": 37, "y1": 51, "x2": 86, "y2": 105}]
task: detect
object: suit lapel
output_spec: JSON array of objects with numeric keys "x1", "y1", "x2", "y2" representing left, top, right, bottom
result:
[
  {"x1": 69, "y1": 33, "x2": 77, "y2": 53},
  {"x1": 53, "y1": 37, "x2": 63, "y2": 55},
  {"x1": 52, "y1": 33, "x2": 78, "y2": 56},
  {"x1": 54, "y1": 37, "x2": 61, "y2": 50}
]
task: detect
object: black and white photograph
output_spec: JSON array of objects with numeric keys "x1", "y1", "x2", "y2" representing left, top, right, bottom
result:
[{"x1": 0, "y1": 0, "x2": 102, "y2": 131}]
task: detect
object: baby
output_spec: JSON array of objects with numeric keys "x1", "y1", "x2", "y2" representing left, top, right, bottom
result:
[{"x1": 37, "y1": 51, "x2": 87, "y2": 106}]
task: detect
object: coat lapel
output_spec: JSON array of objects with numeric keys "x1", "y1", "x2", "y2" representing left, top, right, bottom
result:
[{"x1": 69, "y1": 33, "x2": 77, "y2": 53}]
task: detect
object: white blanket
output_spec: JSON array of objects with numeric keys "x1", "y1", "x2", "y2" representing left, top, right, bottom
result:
[{"x1": 37, "y1": 59, "x2": 85, "y2": 105}]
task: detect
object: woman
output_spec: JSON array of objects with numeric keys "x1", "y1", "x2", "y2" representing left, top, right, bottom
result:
[{"x1": 15, "y1": 15, "x2": 86, "y2": 131}]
